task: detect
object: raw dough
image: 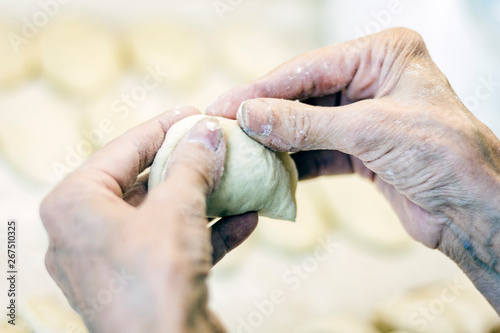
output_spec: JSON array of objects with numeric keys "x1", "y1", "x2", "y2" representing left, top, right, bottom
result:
[
  {"x1": 371, "y1": 279, "x2": 500, "y2": 333},
  {"x1": 0, "y1": 315, "x2": 31, "y2": 333},
  {"x1": 258, "y1": 179, "x2": 330, "y2": 251},
  {"x1": 85, "y1": 75, "x2": 182, "y2": 148},
  {"x1": 127, "y1": 20, "x2": 208, "y2": 92},
  {"x1": 0, "y1": 82, "x2": 86, "y2": 185},
  {"x1": 0, "y1": 21, "x2": 38, "y2": 88},
  {"x1": 217, "y1": 24, "x2": 296, "y2": 80},
  {"x1": 319, "y1": 175, "x2": 412, "y2": 250},
  {"x1": 39, "y1": 18, "x2": 122, "y2": 98},
  {"x1": 23, "y1": 295, "x2": 88, "y2": 333},
  {"x1": 149, "y1": 115, "x2": 297, "y2": 221},
  {"x1": 297, "y1": 313, "x2": 379, "y2": 333}
]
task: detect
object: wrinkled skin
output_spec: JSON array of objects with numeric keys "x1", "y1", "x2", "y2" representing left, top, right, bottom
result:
[
  {"x1": 40, "y1": 27, "x2": 500, "y2": 333},
  {"x1": 41, "y1": 107, "x2": 257, "y2": 332},
  {"x1": 207, "y1": 28, "x2": 500, "y2": 313}
]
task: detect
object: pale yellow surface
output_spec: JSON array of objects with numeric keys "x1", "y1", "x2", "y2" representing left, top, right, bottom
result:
[{"x1": 39, "y1": 18, "x2": 122, "y2": 98}]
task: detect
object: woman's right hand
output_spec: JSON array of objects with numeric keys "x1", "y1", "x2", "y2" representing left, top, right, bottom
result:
[{"x1": 207, "y1": 28, "x2": 500, "y2": 312}]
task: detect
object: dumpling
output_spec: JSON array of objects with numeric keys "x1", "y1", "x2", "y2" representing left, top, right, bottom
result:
[{"x1": 149, "y1": 115, "x2": 297, "y2": 221}]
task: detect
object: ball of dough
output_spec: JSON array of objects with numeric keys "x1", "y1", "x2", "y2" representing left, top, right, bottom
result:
[
  {"x1": 23, "y1": 295, "x2": 88, "y2": 333},
  {"x1": 127, "y1": 20, "x2": 208, "y2": 92},
  {"x1": 319, "y1": 175, "x2": 412, "y2": 250},
  {"x1": 149, "y1": 115, "x2": 297, "y2": 221},
  {"x1": 258, "y1": 179, "x2": 330, "y2": 252},
  {"x1": 297, "y1": 313, "x2": 379, "y2": 333},
  {"x1": 0, "y1": 314, "x2": 31, "y2": 333},
  {"x1": 371, "y1": 279, "x2": 499, "y2": 333},
  {"x1": 216, "y1": 24, "x2": 296, "y2": 81},
  {"x1": 39, "y1": 18, "x2": 122, "y2": 98},
  {"x1": 0, "y1": 21, "x2": 39, "y2": 88},
  {"x1": 0, "y1": 82, "x2": 86, "y2": 185},
  {"x1": 85, "y1": 75, "x2": 182, "y2": 148}
]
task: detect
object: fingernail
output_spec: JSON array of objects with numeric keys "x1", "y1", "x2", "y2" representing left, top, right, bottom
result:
[
  {"x1": 187, "y1": 119, "x2": 223, "y2": 151},
  {"x1": 238, "y1": 100, "x2": 273, "y2": 136}
]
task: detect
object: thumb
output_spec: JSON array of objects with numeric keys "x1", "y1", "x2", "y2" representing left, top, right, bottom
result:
[
  {"x1": 237, "y1": 98, "x2": 395, "y2": 160},
  {"x1": 146, "y1": 118, "x2": 226, "y2": 217}
]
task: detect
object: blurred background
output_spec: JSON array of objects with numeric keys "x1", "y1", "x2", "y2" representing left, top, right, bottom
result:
[{"x1": 0, "y1": 0, "x2": 499, "y2": 332}]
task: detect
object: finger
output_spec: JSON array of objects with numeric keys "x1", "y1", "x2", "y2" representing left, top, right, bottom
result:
[
  {"x1": 237, "y1": 98, "x2": 396, "y2": 161},
  {"x1": 206, "y1": 28, "x2": 421, "y2": 119},
  {"x1": 145, "y1": 118, "x2": 226, "y2": 219},
  {"x1": 211, "y1": 212, "x2": 258, "y2": 265},
  {"x1": 205, "y1": 38, "x2": 363, "y2": 119},
  {"x1": 77, "y1": 106, "x2": 200, "y2": 198}
]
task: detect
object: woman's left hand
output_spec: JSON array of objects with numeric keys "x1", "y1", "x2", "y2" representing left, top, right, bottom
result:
[{"x1": 40, "y1": 107, "x2": 257, "y2": 332}]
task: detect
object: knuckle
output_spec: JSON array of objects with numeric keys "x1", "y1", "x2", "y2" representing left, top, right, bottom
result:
[
  {"x1": 40, "y1": 191, "x2": 67, "y2": 231},
  {"x1": 44, "y1": 249, "x2": 59, "y2": 281},
  {"x1": 385, "y1": 27, "x2": 428, "y2": 59},
  {"x1": 39, "y1": 177, "x2": 87, "y2": 233},
  {"x1": 346, "y1": 101, "x2": 392, "y2": 157},
  {"x1": 288, "y1": 107, "x2": 312, "y2": 151},
  {"x1": 389, "y1": 27, "x2": 424, "y2": 45}
]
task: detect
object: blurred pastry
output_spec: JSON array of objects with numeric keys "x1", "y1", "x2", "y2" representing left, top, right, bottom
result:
[
  {"x1": 258, "y1": 180, "x2": 331, "y2": 252},
  {"x1": 297, "y1": 313, "x2": 379, "y2": 333},
  {"x1": 188, "y1": 70, "x2": 238, "y2": 111},
  {"x1": 85, "y1": 74, "x2": 184, "y2": 148},
  {"x1": 371, "y1": 279, "x2": 500, "y2": 333},
  {"x1": 319, "y1": 175, "x2": 412, "y2": 250},
  {"x1": 39, "y1": 17, "x2": 122, "y2": 98},
  {"x1": 0, "y1": 82, "x2": 86, "y2": 185},
  {"x1": 0, "y1": 314, "x2": 32, "y2": 332},
  {"x1": 127, "y1": 20, "x2": 208, "y2": 93},
  {"x1": 216, "y1": 24, "x2": 296, "y2": 81},
  {"x1": 22, "y1": 294, "x2": 88, "y2": 333},
  {"x1": 0, "y1": 20, "x2": 39, "y2": 88}
]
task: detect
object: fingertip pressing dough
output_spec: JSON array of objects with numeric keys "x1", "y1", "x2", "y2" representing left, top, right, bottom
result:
[{"x1": 148, "y1": 115, "x2": 297, "y2": 221}]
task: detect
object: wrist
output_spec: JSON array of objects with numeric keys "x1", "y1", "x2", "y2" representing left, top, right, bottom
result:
[{"x1": 438, "y1": 176, "x2": 500, "y2": 313}]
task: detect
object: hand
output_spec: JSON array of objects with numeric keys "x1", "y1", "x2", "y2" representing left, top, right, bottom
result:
[
  {"x1": 207, "y1": 28, "x2": 500, "y2": 312},
  {"x1": 40, "y1": 107, "x2": 257, "y2": 332}
]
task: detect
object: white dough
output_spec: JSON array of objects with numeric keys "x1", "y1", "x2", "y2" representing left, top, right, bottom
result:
[
  {"x1": 0, "y1": 314, "x2": 31, "y2": 333},
  {"x1": 149, "y1": 115, "x2": 297, "y2": 221},
  {"x1": 297, "y1": 313, "x2": 379, "y2": 333},
  {"x1": 371, "y1": 279, "x2": 500, "y2": 333},
  {"x1": 0, "y1": 21, "x2": 38, "y2": 88},
  {"x1": 22, "y1": 295, "x2": 88, "y2": 333},
  {"x1": 85, "y1": 75, "x2": 182, "y2": 148},
  {"x1": 319, "y1": 175, "x2": 412, "y2": 250},
  {"x1": 217, "y1": 24, "x2": 296, "y2": 80},
  {"x1": 39, "y1": 18, "x2": 122, "y2": 98},
  {"x1": 258, "y1": 179, "x2": 330, "y2": 251},
  {"x1": 0, "y1": 82, "x2": 86, "y2": 185},
  {"x1": 127, "y1": 20, "x2": 208, "y2": 92}
]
